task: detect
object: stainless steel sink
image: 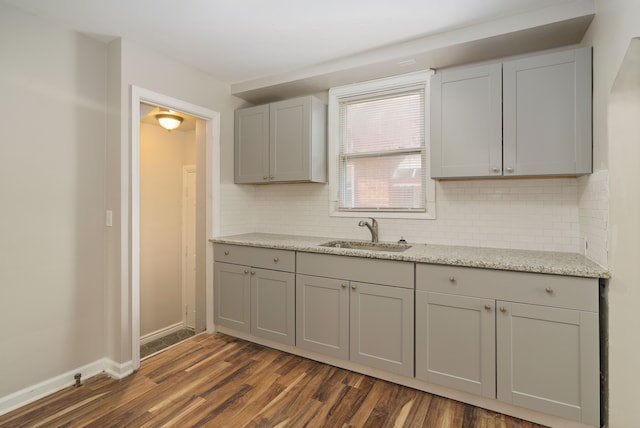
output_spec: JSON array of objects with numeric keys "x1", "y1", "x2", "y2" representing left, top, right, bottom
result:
[{"x1": 319, "y1": 240, "x2": 411, "y2": 253}]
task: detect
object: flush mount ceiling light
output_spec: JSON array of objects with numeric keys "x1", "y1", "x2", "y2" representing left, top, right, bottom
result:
[{"x1": 155, "y1": 113, "x2": 184, "y2": 131}]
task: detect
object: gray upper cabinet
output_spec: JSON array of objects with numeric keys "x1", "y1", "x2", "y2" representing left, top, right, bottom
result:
[
  {"x1": 430, "y1": 63, "x2": 502, "y2": 178},
  {"x1": 431, "y1": 47, "x2": 592, "y2": 179},
  {"x1": 234, "y1": 96, "x2": 327, "y2": 184},
  {"x1": 234, "y1": 105, "x2": 270, "y2": 183},
  {"x1": 503, "y1": 48, "x2": 592, "y2": 176}
]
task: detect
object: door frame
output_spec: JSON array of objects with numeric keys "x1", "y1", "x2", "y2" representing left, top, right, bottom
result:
[
  {"x1": 131, "y1": 86, "x2": 220, "y2": 370},
  {"x1": 182, "y1": 164, "x2": 196, "y2": 329}
]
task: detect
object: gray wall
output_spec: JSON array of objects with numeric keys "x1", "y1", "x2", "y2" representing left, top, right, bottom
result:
[{"x1": 0, "y1": 4, "x2": 107, "y2": 397}]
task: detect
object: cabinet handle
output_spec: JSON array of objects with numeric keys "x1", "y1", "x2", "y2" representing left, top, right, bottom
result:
[
  {"x1": 492, "y1": 167, "x2": 500, "y2": 173},
  {"x1": 273, "y1": 257, "x2": 279, "y2": 263},
  {"x1": 545, "y1": 287, "x2": 553, "y2": 294},
  {"x1": 250, "y1": 271, "x2": 256, "y2": 275},
  {"x1": 224, "y1": 250, "x2": 229, "y2": 255},
  {"x1": 506, "y1": 167, "x2": 514, "y2": 173},
  {"x1": 448, "y1": 276, "x2": 455, "y2": 283},
  {"x1": 269, "y1": 175, "x2": 274, "y2": 180},
  {"x1": 484, "y1": 304, "x2": 491, "y2": 311},
  {"x1": 499, "y1": 306, "x2": 507, "y2": 313},
  {"x1": 243, "y1": 269, "x2": 249, "y2": 274},
  {"x1": 350, "y1": 284, "x2": 357, "y2": 290},
  {"x1": 263, "y1": 176, "x2": 268, "y2": 180},
  {"x1": 341, "y1": 283, "x2": 346, "y2": 289}
]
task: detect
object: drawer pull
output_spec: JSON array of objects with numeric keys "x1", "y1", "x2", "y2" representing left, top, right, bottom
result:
[
  {"x1": 484, "y1": 304, "x2": 491, "y2": 311},
  {"x1": 273, "y1": 257, "x2": 279, "y2": 263},
  {"x1": 250, "y1": 271, "x2": 256, "y2": 275},
  {"x1": 545, "y1": 287, "x2": 553, "y2": 294},
  {"x1": 341, "y1": 283, "x2": 346, "y2": 289},
  {"x1": 351, "y1": 284, "x2": 357, "y2": 290},
  {"x1": 243, "y1": 269, "x2": 249, "y2": 274},
  {"x1": 499, "y1": 306, "x2": 507, "y2": 313},
  {"x1": 448, "y1": 276, "x2": 455, "y2": 283},
  {"x1": 224, "y1": 250, "x2": 229, "y2": 255}
]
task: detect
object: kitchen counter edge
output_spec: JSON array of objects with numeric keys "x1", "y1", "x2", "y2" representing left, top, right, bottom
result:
[{"x1": 211, "y1": 233, "x2": 609, "y2": 279}]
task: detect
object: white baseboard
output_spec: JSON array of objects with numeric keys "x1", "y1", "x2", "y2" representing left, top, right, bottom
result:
[
  {"x1": 140, "y1": 322, "x2": 185, "y2": 345},
  {"x1": 0, "y1": 358, "x2": 134, "y2": 417},
  {"x1": 103, "y1": 358, "x2": 134, "y2": 380}
]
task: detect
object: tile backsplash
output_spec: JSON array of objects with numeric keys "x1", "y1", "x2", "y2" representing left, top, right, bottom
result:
[
  {"x1": 218, "y1": 172, "x2": 609, "y2": 267},
  {"x1": 578, "y1": 170, "x2": 609, "y2": 268}
]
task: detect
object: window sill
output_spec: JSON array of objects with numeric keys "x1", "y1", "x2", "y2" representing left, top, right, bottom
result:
[{"x1": 329, "y1": 201, "x2": 436, "y2": 220}]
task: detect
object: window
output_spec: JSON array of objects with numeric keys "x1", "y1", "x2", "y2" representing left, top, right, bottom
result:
[{"x1": 328, "y1": 71, "x2": 435, "y2": 219}]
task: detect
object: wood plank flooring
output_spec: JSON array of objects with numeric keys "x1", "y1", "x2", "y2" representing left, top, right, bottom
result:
[{"x1": 0, "y1": 333, "x2": 548, "y2": 427}]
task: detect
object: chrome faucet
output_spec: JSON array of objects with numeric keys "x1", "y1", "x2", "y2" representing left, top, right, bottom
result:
[{"x1": 358, "y1": 218, "x2": 379, "y2": 243}]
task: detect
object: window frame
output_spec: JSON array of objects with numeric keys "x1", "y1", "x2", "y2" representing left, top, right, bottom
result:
[{"x1": 328, "y1": 70, "x2": 436, "y2": 219}]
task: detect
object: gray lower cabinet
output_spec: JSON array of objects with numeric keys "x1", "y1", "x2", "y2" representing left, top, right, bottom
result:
[
  {"x1": 415, "y1": 291, "x2": 496, "y2": 398},
  {"x1": 296, "y1": 253, "x2": 414, "y2": 377},
  {"x1": 349, "y1": 281, "x2": 413, "y2": 376},
  {"x1": 214, "y1": 261, "x2": 251, "y2": 332},
  {"x1": 416, "y1": 263, "x2": 600, "y2": 427},
  {"x1": 296, "y1": 274, "x2": 348, "y2": 360},
  {"x1": 214, "y1": 244, "x2": 295, "y2": 346},
  {"x1": 496, "y1": 301, "x2": 599, "y2": 425}
]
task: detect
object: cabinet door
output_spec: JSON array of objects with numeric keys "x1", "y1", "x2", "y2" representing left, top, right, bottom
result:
[
  {"x1": 496, "y1": 301, "x2": 599, "y2": 426},
  {"x1": 350, "y1": 282, "x2": 414, "y2": 377},
  {"x1": 431, "y1": 63, "x2": 502, "y2": 178},
  {"x1": 295, "y1": 274, "x2": 349, "y2": 360},
  {"x1": 416, "y1": 292, "x2": 496, "y2": 398},
  {"x1": 251, "y1": 268, "x2": 295, "y2": 345},
  {"x1": 503, "y1": 47, "x2": 592, "y2": 176},
  {"x1": 270, "y1": 97, "x2": 311, "y2": 181},
  {"x1": 234, "y1": 104, "x2": 270, "y2": 183},
  {"x1": 214, "y1": 262, "x2": 251, "y2": 332}
]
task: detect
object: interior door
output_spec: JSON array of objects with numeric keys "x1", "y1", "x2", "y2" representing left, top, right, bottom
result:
[{"x1": 184, "y1": 166, "x2": 197, "y2": 329}]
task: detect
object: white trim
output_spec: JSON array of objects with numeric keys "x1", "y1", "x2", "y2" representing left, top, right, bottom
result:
[
  {"x1": 140, "y1": 321, "x2": 186, "y2": 345},
  {"x1": 327, "y1": 71, "x2": 436, "y2": 220},
  {"x1": 0, "y1": 358, "x2": 131, "y2": 416},
  {"x1": 131, "y1": 86, "x2": 221, "y2": 372},
  {"x1": 102, "y1": 359, "x2": 134, "y2": 380}
]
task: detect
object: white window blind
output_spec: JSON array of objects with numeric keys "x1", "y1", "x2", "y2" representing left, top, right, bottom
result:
[{"x1": 337, "y1": 87, "x2": 426, "y2": 212}]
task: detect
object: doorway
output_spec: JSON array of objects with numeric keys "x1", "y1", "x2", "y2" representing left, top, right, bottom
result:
[
  {"x1": 138, "y1": 105, "x2": 198, "y2": 358},
  {"x1": 130, "y1": 86, "x2": 221, "y2": 369}
]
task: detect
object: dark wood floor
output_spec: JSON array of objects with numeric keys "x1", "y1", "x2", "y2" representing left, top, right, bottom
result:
[{"x1": 0, "y1": 333, "x2": 547, "y2": 427}]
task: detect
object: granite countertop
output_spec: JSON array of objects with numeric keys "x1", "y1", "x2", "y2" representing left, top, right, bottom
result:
[{"x1": 211, "y1": 233, "x2": 609, "y2": 279}]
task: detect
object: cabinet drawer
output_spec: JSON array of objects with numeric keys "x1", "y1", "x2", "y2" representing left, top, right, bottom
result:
[
  {"x1": 297, "y1": 252, "x2": 413, "y2": 289},
  {"x1": 416, "y1": 264, "x2": 598, "y2": 312},
  {"x1": 214, "y1": 244, "x2": 295, "y2": 272}
]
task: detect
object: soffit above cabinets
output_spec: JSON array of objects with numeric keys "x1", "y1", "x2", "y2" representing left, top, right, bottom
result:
[{"x1": 232, "y1": 5, "x2": 594, "y2": 104}]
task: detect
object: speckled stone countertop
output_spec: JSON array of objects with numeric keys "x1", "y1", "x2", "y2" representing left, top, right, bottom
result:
[{"x1": 211, "y1": 233, "x2": 609, "y2": 279}]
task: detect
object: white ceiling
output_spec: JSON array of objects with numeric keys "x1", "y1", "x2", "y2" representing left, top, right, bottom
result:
[{"x1": 3, "y1": 0, "x2": 594, "y2": 102}]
